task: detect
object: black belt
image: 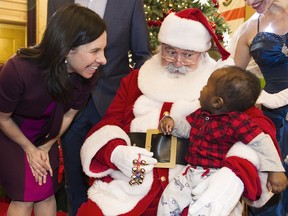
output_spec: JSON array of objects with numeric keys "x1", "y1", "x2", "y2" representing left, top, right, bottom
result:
[{"x1": 128, "y1": 132, "x2": 188, "y2": 166}]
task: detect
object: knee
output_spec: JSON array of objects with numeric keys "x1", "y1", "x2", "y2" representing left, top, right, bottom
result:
[
  {"x1": 11, "y1": 200, "x2": 34, "y2": 208},
  {"x1": 41, "y1": 195, "x2": 56, "y2": 204}
]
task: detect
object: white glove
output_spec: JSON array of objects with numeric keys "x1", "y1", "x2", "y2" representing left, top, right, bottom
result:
[
  {"x1": 257, "y1": 89, "x2": 288, "y2": 109},
  {"x1": 111, "y1": 145, "x2": 157, "y2": 177},
  {"x1": 188, "y1": 167, "x2": 244, "y2": 216}
]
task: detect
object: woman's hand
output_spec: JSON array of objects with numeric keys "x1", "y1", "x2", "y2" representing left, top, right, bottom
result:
[
  {"x1": 26, "y1": 145, "x2": 52, "y2": 185},
  {"x1": 0, "y1": 112, "x2": 53, "y2": 185},
  {"x1": 38, "y1": 144, "x2": 53, "y2": 176}
]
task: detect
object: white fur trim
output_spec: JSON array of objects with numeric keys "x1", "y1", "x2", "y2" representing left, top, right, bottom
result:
[
  {"x1": 83, "y1": 53, "x2": 237, "y2": 215},
  {"x1": 88, "y1": 171, "x2": 153, "y2": 215},
  {"x1": 88, "y1": 165, "x2": 184, "y2": 215},
  {"x1": 80, "y1": 125, "x2": 131, "y2": 178},
  {"x1": 138, "y1": 53, "x2": 216, "y2": 103},
  {"x1": 158, "y1": 12, "x2": 211, "y2": 51},
  {"x1": 226, "y1": 142, "x2": 260, "y2": 170},
  {"x1": 131, "y1": 95, "x2": 161, "y2": 132},
  {"x1": 227, "y1": 142, "x2": 274, "y2": 208},
  {"x1": 131, "y1": 54, "x2": 215, "y2": 132},
  {"x1": 81, "y1": 125, "x2": 155, "y2": 215},
  {"x1": 170, "y1": 99, "x2": 200, "y2": 122},
  {"x1": 131, "y1": 95, "x2": 200, "y2": 132},
  {"x1": 131, "y1": 53, "x2": 222, "y2": 132}
]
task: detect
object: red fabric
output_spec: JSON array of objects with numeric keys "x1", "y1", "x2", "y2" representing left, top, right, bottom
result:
[
  {"x1": 57, "y1": 139, "x2": 64, "y2": 184},
  {"x1": 81, "y1": 70, "x2": 173, "y2": 215},
  {"x1": 245, "y1": 106, "x2": 281, "y2": 157},
  {"x1": 80, "y1": 73, "x2": 277, "y2": 215},
  {"x1": 85, "y1": 70, "x2": 142, "y2": 141},
  {"x1": 185, "y1": 108, "x2": 262, "y2": 168},
  {"x1": 0, "y1": 202, "x2": 9, "y2": 216},
  {"x1": 77, "y1": 199, "x2": 104, "y2": 216},
  {"x1": 175, "y1": 8, "x2": 230, "y2": 60},
  {"x1": 77, "y1": 170, "x2": 168, "y2": 216},
  {"x1": 120, "y1": 169, "x2": 169, "y2": 216},
  {"x1": 181, "y1": 207, "x2": 188, "y2": 216},
  {"x1": 159, "y1": 102, "x2": 173, "y2": 120},
  {"x1": 90, "y1": 139, "x2": 126, "y2": 173},
  {"x1": 223, "y1": 156, "x2": 261, "y2": 201},
  {"x1": 0, "y1": 202, "x2": 68, "y2": 216},
  {"x1": 84, "y1": 70, "x2": 142, "y2": 178}
]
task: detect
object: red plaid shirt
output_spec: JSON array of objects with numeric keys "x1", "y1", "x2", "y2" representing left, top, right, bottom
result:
[{"x1": 185, "y1": 108, "x2": 262, "y2": 168}]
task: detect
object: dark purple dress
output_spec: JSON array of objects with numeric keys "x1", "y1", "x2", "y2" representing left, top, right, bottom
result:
[{"x1": 0, "y1": 55, "x2": 97, "y2": 201}]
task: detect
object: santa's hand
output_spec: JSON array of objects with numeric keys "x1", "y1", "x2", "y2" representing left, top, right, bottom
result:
[
  {"x1": 189, "y1": 167, "x2": 244, "y2": 216},
  {"x1": 111, "y1": 145, "x2": 157, "y2": 177}
]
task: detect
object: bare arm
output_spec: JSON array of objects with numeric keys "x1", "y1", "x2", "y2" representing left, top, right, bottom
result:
[
  {"x1": 0, "y1": 111, "x2": 50, "y2": 178},
  {"x1": 230, "y1": 14, "x2": 258, "y2": 69},
  {"x1": 0, "y1": 108, "x2": 78, "y2": 185},
  {"x1": 233, "y1": 30, "x2": 252, "y2": 69},
  {"x1": 37, "y1": 108, "x2": 78, "y2": 184},
  {"x1": 40, "y1": 108, "x2": 78, "y2": 151}
]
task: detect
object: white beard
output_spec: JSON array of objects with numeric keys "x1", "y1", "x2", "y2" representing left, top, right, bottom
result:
[
  {"x1": 130, "y1": 53, "x2": 218, "y2": 132},
  {"x1": 164, "y1": 63, "x2": 191, "y2": 77},
  {"x1": 138, "y1": 53, "x2": 217, "y2": 102},
  {"x1": 131, "y1": 53, "x2": 235, "y2": 132}
]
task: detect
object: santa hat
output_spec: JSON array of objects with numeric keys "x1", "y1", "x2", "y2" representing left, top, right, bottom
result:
[{"x1": 158, "y1": 8, "x2": 230, "y2": 60}]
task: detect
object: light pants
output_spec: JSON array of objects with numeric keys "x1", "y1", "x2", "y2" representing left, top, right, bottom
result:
[{"x1": 157, "y1": 165, "x2": 243, "y2": 216}]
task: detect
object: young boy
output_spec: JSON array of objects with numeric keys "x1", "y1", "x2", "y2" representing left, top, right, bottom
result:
[{"x1": 157, "y1": 66, "x2": 287, "y2": 216}]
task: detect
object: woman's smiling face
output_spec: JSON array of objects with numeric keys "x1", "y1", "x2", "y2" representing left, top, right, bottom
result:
[
  {"x1": 245, "y1": 0, "x2": 274, "y2": 14},
  {"x1": 66, "y1": 31, "x2": 107, "y2": 79}
]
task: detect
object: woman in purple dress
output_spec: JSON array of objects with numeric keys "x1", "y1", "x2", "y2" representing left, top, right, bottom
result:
[{"x1": 0, "y1": 4, "x2": 107, "y2": 216}]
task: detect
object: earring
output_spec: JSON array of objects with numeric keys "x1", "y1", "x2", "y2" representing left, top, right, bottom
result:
[{"x1": 64, "y1": 59, "x2": 67, "y2": 64}]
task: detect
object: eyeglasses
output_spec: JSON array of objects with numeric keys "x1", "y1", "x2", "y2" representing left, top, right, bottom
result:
[{"x1": 161, "y1": 45, "x2": 201, "y2": 65}]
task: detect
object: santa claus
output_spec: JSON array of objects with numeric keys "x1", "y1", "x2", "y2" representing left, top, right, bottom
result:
[{"x1": 77, "y1": 8, "x2": 280, "y2": 216}]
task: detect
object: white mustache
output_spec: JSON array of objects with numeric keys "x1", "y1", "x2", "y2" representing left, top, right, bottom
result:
[{"x1": 165, "y1": 63, "x2": 190, "y2": 74}]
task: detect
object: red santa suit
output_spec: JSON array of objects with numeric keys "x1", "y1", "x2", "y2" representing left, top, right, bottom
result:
[
  {"x1": 78, "y1": 8, "x2": 281, "y2": 216},
  {"x1": 77, "y1": 53, "x2": 274, "y2": 216}
]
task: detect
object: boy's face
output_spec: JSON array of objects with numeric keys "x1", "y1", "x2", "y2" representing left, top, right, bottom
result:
[
  {"x1": 199, "y1": 70, "x2": 226, "y2": 113},
  {"x1": 199, "y1": 74, "x2": 217, "y2": 112}
]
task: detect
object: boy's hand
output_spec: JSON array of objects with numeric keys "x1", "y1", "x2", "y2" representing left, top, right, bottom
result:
[
  {"x1": 159, "y1": 116, "x2": 174, "y2": 135},
  {"x1": 267, "y1": 172, "x2": 287, "y2": 193}
]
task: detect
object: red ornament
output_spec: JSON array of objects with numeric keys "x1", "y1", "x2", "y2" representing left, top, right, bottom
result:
[
  {"x1": 212, "y1": 0, "x2": 219, "y2": 8},
  {"x1": 57, "y1": 139, "x2": 64, "y2": 184},
  {"x1": 210, "y1": 22, "x2": 216, "y2": 30},
  {"x1": 216, "y1": 33, "x2": 223, "y2": 41},
  {"x1": 148, "y1": 20, "x2": 162, "y2": 27}
]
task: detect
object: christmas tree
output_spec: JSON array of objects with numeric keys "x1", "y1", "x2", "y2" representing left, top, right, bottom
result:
[{"x1": 143, "y1": 0, "x2": 230, "y2": 58}]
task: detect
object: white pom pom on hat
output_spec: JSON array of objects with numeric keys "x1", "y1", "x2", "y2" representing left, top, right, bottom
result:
[{"x1": 158, "y1": 8, "x2": 230, "y2": 60}]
